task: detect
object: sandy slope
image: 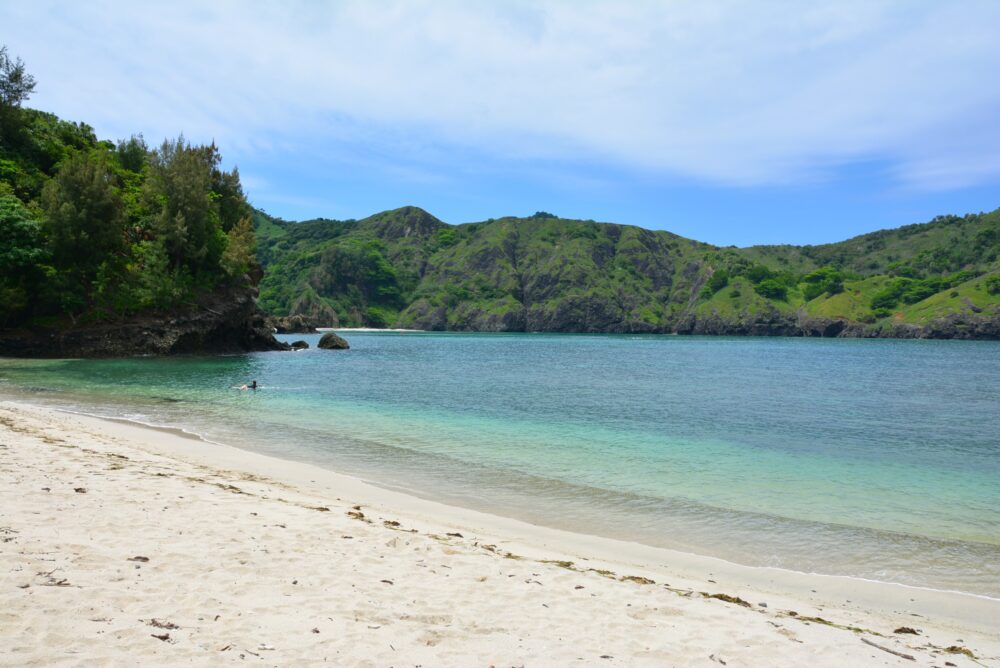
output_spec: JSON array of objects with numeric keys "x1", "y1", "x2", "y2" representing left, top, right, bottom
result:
[{"x1": 0, "y1": 400, "x2": 996, "y2": 666}]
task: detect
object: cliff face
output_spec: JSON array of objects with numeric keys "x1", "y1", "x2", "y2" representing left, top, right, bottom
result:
[{"x1": 0, "y1": 278, "x2": 288, "y2": 357}]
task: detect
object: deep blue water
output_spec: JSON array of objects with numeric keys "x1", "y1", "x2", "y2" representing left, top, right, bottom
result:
[{"x1": 2, "y1": 333, "x2": 998, "y2": 596}]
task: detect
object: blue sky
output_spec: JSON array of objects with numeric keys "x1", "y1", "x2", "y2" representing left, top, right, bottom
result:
[{"x1": 3, "y1": 0, "x2": 999, "y2": 245}]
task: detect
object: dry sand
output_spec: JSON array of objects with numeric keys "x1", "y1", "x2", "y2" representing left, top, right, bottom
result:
[{"x1": 1, "y1": 400, "x2": 997, "y2": 666}]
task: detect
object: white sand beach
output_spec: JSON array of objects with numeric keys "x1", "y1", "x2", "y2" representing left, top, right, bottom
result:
[{"x1": 1, "y1": 400, "x2": 997, "y2": 666}]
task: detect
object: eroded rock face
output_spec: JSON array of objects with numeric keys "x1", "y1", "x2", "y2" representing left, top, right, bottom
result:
[
  {"x1": 317, "y1": 332, "x2": 350, "y2": 350},
  {"x1": 879, "y1": 313, "x2": 1000, "y2": 340},
  {"x1": 270, "y1": 314, "x2": 323, "y2": 334},
  {"x1": 674, "y1": 308, "x2": 801, "y2": 337},
  {"x1": 0, "y1": 279, "x2": 289, "y2": 357},
  {"x1": 672, "y1": 309, "x2": 1000, "y2": 340}
]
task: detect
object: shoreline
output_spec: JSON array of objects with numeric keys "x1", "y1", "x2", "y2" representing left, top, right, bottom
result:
[
  {"x1": 34, "y1": 397, "x2": 1000, "y2": 603},
  {"x1": 41, "y1": 403, "x2": 1000, "y2": 606},
  {"x1": 313, "y1": 327, "x2": 1000, "y2": 341},
  {"x1": 2, "y1": 398, "x2": 998, "y2": 664}
]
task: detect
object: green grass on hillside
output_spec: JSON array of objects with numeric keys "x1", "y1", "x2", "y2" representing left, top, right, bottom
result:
[{"x1": 253, "y1": 205, "x2": 1000, "y2": 333}]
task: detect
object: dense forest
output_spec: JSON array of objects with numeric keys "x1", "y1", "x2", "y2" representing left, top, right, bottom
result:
[
  {"x1": 0, "y1": 46, "x2": 257, "y2": 331},
  {"x1": 253, "y1": 206, "x2": 1000, "y2": 337}
]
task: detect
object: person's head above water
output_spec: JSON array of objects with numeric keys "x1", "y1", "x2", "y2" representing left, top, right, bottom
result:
[{"x1": 251, "y1": 380, "x2": 257, "y2": 389}]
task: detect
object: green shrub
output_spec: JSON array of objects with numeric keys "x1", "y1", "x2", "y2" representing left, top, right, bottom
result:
[
  {"x1": 744, "y1": 264, "x2": 775, "y2": 284},
  {"x1": 754, "y1": 278, "x2": 787, "y2": 300},
  {"x1": 366, "y1": 305, "x2": 394, "y2": 328},
  {"x1": 824, "y1": 278, "x2": 844, "y2": 295},
  {"x1": 701, "y1": 269, "x2": 729, "y2": 297},
  {"x1": 871, "y1": 278, "x2": 911, "y2": 310},
  {"x1": 802, "y1": 282, "x2": 824, "y2": 301}
]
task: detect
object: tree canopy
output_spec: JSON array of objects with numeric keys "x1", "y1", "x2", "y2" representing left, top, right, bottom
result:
[
  {"x1": 0, "y1": 46, "x2": 36, "y2": 108},
  {"x1": 0, "y1": 45, "x2": 258, "y2": 326}
]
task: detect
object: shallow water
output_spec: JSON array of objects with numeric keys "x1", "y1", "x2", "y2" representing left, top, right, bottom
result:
[{"x1": 2, "y1": 333, "x2": 998, "y2": 596}]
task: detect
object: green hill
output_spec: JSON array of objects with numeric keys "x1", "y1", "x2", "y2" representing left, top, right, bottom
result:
[{"x1": 254, "y1": 206, "x2": 1000, "y2": 338}]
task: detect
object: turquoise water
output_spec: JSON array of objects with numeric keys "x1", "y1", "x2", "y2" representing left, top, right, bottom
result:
[{"x1": 2, "y1": 333, "x2": 999, "y2": 596}]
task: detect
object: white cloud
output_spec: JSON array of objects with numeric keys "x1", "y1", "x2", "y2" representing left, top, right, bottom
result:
[{"x1": 3, "y1": 0, "x2": 999, "y2": 189}]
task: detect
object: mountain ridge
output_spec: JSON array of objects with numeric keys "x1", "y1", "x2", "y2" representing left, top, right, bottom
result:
[{"x1": 253, "y1": 205, "x2": 1000, "y2": 338}]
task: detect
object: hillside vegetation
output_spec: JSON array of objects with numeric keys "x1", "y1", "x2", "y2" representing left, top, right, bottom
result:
[
  {"x1": 0, "y1": 47, "x2": 257, "y2": 330},
  {"x1": 254, "y1": 206, "x2": 1000, "y2": 337},
  {"x1": 1, "y1": 43, "x2": 996, "y2": 342}
]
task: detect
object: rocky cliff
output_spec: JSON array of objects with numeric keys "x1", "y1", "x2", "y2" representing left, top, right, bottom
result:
[{"x1": 0, "y1": 278, "x2": 288, "y2": 357}]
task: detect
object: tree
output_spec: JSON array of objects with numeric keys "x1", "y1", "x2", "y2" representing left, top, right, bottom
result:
[
  {"x1": 754, "y1": 278, "x2": 787, "y2": 300},
  {"x1": 0, "y1": 193, "x2": 46, "y2": 322},
  {"x1": 0, "y1": 46, "x2": 36, "y2": 108},
  {"x1": 0, "y1": 45, "x2": 37, "y2": 148},
  {"x1": 41, "y1": 151, "x2": 126, "y2": 287},
  {"x1": 986, "y1": 275, "x2": 1000, "y2": 296},
  {"x1": 702, "y1": 269, "x2": 729, "y2": 297},
  {"x1": 0, "y1": 193, "x2": 44, "y2": 272},
  {"x1": 115, "y1": 134, "x2": 148, "y2": 173},
  {"x1": 213, "y1": 164, "x2": 250, "y2": 232},
  {"x1": 145, "y1": 137, "x2": 232, "y2": 275},
  {"x1": 220, "y1": 215, "x2": 256, "y2": 278}
]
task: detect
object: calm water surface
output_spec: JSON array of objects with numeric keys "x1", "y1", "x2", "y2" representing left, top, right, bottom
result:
[{"x1": 2, "y1": 333, "x2": 998, "y2": 596}]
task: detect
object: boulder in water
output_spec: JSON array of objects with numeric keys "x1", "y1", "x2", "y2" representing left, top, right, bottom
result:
[
  {"x1": 289, "y1": 340, "x2": 309, "y2": 350},
  {"x1": 317, "y1": 332, "x2": 350, "y2": 350}
]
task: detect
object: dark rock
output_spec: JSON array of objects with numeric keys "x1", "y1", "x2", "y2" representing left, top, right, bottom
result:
[
  {"x1": 317, "y1": 332, "x2": 350, "y2": 350},
  {"x1": 674, "y1": 308, "x2": 801, "y2": 337},
  {"x1": 0, "y1": 277, "x2": 289, "y2": 357},
  {"x1": 270, "y1": 314, "x2": 324, "y2": 334},
  {"x1": 289, "y1": 340, "x2": 309, "y2": 350},
  {"x1": 797, "y1": 315, "x2": 848, "y2": 337},
  {"x1": 673, "y1": 308, "x2": 1000, "y2": 340}
]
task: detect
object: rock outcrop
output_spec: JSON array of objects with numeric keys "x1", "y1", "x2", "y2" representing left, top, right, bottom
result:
[
  {"x1": 0, "y1": 278, "x2": 289, "y2": 357},
  {"x1": 673, "y1": 309, "x2": 1000, "y2": 340},
  {"x1": 269, "y1": 314, "x2": 324, "y2": 334},
  {"x1": 317, "y1": 332, "x2": 350, "y2": 350}
]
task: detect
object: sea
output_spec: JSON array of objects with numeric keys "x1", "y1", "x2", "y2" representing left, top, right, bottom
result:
[{"x1": 2, "y1": 332, "x2": 998, "y2": 598}]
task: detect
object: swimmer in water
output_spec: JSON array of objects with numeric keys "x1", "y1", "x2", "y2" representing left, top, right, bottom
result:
[{"x1": 239, "y1": 380, "x2": 258, "y2": 390}]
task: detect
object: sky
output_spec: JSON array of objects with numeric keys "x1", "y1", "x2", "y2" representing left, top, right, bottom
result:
[{"x1": 3, "y1": 0, "x2": 999, "y2": 246}]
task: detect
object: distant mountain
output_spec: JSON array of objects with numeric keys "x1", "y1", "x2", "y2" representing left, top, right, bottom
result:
[{"x1": 253, "y1": 206, "x2": 1000, "y2": 339}]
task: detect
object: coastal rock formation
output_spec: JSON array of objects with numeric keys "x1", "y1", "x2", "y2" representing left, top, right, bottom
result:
[
  {"x1": 269, "y1": 314, "x2": 324, "y2": 334},
  {"x1": 675, "y1": 307, "x2": 800, "y2": 337},
  {"x1": 0, "y1": 279, "x2": 289, "y2": 357},
  {"x1": 877, "y1": 312, "x2": 1000, "y2": 340},
  {"x1": 317, "y1": 332, "x2": 350, "y2": 349},
  {"x1": 673, "y1": 309, "x2": 1000, "y2": 339},
  {"x1": 289, "y1": 340, "x2": 310, "y2": 350}
]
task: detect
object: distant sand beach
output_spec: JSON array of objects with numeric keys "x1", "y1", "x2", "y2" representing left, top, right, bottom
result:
[{"x1": 1, "y1": 399, "x2": 997, "y2": 666}]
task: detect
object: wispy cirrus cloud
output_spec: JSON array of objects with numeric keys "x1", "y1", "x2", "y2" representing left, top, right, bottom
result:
[{"x1": 4, "y1": 0, "x2": 999, "y2": 192}]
